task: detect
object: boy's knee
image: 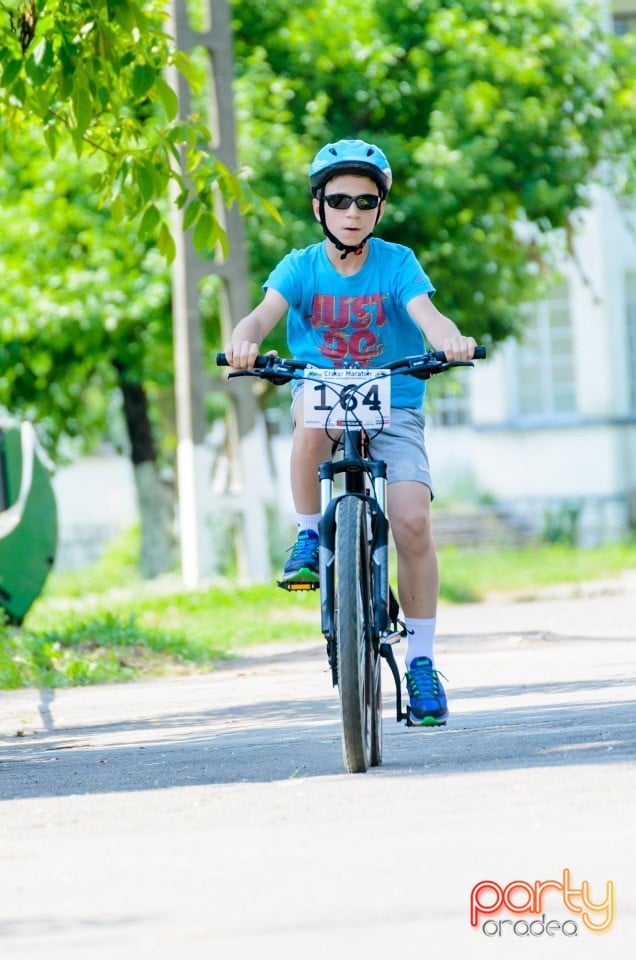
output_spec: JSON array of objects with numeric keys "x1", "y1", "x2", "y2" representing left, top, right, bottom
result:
[
  {"x1": 391, "y1": 506, "x2": 434, "y2": 552},
  {"x1": 293, "y1": 424, "x2": 329, "y2": 456},
  {"x1": 392, "y1": 514, "x2": 432, "y2": 543}
]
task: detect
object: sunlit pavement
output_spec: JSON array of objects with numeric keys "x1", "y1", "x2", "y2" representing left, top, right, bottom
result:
[{"x1": 1, "y1": 575, "x2": 634, "y2": 959}]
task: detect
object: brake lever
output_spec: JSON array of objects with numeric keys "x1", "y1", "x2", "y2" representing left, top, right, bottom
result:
[
  {"x1": 408, "y1": 359, "x2": 475, "y2": 380},
  {"x1": 266, "y1": 375, "x2": 294, "y2": 385},
  {"x1": 227, "y1": 369, "x2": 293, "y2": 386}
]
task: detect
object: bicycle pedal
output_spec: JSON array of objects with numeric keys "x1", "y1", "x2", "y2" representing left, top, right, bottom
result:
[{"x1": 276, "y1": 579, "x2": 319, "y2": 592}]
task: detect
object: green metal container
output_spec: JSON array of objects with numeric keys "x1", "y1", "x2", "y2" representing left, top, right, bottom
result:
[{"x1": 0, "y1": 418, "x2": 57, "y2": 624}]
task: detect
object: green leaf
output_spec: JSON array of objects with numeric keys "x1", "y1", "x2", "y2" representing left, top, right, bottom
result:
[
  {"x1": 217, "y1": 226, "x2": 230, "y2": 260},
  {"x1": 25, "y1": 38, "x2": 54, "y2": 87},
  {"x1": 192, "y1": 208, "x2": 228, "y2": 258},
  {"x1": 166, "y1": 122, "x2": 198, "y2": 147},
  {"x1": 131, "y1": 63, "x2": 156, "y2": 100},
  {"x1": 183, "y1": 198, "x2": 203, "y2": 230},
  {"x1": 192, "y1": 210, "x2": 217, "y2": 253},
  {"x1": 174, "y1": 187, "x2": 188, "y2": 209},
  {"x1": 10, "y1": 77, "x2": 27, "y2": 107},
  {"x1": 139, "y1": 203, "x2": 161, "y2": 239},
  {"x1": 57, "y1": 68, "x2": 74, "y2": 99},
  {"x1": 42, "y1": 124, "x2": 58, "y2": 158},
  {"x1": 135, "y1": 163, "x2": 155, "y2": 203},
  {"x1": 72, "y1": 82, "x2": 93, "y2": 142},
  {"x1": 217, "y1": 168, "x2": 243, "y2": 204},
  {"x1": 55, "y1": 19, "x2": 77, "y2": 60},
  {"x1": 110, "y1": 0, "x2": 135, "y2": 31},
  {"x1": 111, "y1": 195, "x2": 126, "y2": 224},
  {"x1": 158, "y1": 222, "x2": 176, "y2": 263},
  {"x1": 155, "y1": 76, "x2": 179, "y2": 121},
  {"x1": 260, "y1": 197, "x2": 283, "y2": 224},
  {"x1": 173, "y1": 50, "x2": 202, "y2": 91},
  {"x1": 2, "y1": 60, "x2": 23, "y2": 88}
]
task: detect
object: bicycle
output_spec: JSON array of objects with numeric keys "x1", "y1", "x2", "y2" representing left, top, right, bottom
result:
[{"x1": 216, "y1": 348, "x2": 486, "y2": 772}]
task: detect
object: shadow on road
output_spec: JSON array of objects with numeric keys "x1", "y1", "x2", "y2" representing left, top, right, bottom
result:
[{"x1": 2, "y1": 672, "x2": 635, "y2": 799}]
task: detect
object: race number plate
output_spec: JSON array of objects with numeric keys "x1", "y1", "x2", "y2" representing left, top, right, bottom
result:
[{"x1": 303, "y1": 368, "x2": 391, "y2": 429}]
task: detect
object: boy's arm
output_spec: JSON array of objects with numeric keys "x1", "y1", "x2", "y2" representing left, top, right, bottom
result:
[
  {"x1": 224, "y1": 288, "x2": 289, "y2": 369},
  {"x1": 407, "y1": 294, "x2": 476, "y2": 361}
]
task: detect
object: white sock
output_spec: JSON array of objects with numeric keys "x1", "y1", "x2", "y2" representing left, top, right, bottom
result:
[
  {"x1": 296, "y1": 513, "x2": 321, "y2": 535},
  {"x1": 405, "y1": 617, "x2": 436, "y2": 668}
]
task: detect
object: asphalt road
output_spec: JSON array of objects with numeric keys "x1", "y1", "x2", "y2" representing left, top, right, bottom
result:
[{"x1": 1, "y1": 574, "x2": 635, "y2": 959}]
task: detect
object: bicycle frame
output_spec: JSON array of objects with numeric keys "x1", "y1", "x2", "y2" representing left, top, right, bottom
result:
[
  {"x1": 316, "y1": 424, "x2": 407, "y2": 719},
  {"x1": 317, "y1": 427, "x2": 388, "y2": 643}
]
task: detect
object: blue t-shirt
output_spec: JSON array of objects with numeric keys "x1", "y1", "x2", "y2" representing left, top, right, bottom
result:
[{"x1": 264, "y1": 237, "x2": 435, "y2": 408}]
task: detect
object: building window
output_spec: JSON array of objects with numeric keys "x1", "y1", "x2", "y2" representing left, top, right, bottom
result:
[
  {"x1": 513, "y1": 282, "x2": 577, "y2": 420},
  {"x1": 613, "y1": 13, "x2": 636, "y2": 36},
  {"x1": 626, "y1": 273, "x2": 636, "y2": 413}
]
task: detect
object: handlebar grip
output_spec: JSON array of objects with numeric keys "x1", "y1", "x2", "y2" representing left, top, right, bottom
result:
[
  {"x1": 433, "y1": 345, "x2": 487, "y2": 362},
  {"x1": 215, "y1": 352, "x2": 270, "y2": 369}
]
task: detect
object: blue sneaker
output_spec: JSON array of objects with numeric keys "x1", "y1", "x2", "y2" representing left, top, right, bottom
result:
[
  {"x1": 405, "y1": 656, "x2": 448, "y2": 726},
  {"x1": 281, "y1": 530, "x2": 320, "y2": 584}
]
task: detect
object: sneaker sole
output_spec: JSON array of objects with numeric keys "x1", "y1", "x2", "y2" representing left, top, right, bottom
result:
[
  {"x1": 407, "y1": 709, "x2": 448, "y2": 727},
  {"x1": 281, "y1": 567, "x2": 319, "y2": 585}
]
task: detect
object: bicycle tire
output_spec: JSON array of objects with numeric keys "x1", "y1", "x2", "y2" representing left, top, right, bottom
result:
[
  {"x1": 370, "y1": 636, "x2": 383, "y2": 767},
  {"x1": 335, "y1": 496, "x2": 375, "y2": 773}
]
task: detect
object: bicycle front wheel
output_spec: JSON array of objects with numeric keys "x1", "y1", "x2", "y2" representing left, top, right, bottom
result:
[{"x1": 335, "y1": 496, "x2": 375, "y2": 773}]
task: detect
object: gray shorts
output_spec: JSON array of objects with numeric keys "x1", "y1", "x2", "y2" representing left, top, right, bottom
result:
[
  {"x1": 367, "y1": 407, "x2": 433, "y2": 492},
  {"x1": 291, "y1": 385, "x2": 433, "y2": 492}
]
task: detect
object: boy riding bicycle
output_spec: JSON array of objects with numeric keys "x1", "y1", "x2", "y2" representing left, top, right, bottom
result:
[{"x1": 224, "y1": 139, "x2": 476, "y2": 726}]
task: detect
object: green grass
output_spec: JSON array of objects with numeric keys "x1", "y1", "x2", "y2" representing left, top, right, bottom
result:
[
  {"x1": 1, "y1": 534, "x2": 635, "y2": 689},
  {"x1": 438, "y1": 539, "x2": 636, "y2": 603},
  {"x1": 42, "y1": 525, "x2": 143, "y2": 598},
  {"x1": 1, "y1": 577, "x2": 319, "y2": 689}
]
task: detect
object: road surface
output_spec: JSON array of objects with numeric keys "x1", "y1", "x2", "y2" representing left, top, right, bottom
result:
[{"x1": 1, "y1": 574, "x2": 635, "y2": 959}]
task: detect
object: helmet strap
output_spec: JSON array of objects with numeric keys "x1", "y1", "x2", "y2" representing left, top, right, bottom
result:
[{"x1": 318, "y1": 197, "x2": 382, "y2": 260}]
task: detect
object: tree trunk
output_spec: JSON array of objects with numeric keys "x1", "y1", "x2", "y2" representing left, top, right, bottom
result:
[{"x1": 114, "y1": 362, "x2": 175, "y2": 578}]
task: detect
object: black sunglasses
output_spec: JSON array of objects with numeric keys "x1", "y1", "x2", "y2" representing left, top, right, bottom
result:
[{"x1": 323, "y1": 193, "x2": 381, "y2": 210}]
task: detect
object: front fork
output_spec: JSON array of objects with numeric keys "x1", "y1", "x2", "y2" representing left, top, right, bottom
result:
[{"x1": 318, "y1": 460, "x2": 389, "y2": 644}]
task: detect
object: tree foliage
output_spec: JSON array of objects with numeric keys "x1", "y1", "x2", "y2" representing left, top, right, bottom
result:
[
  {"x1": 0, "y1": 0, "x2": 256, "y2": 260},
  {"x1": 1, "y1": 0, "x2": 635, "y2": 454},
  {"x1": 232, "y1": 0, "x2": 636, "y2": 345},
  {"x1": 0, "y1": 123, "x2": 173, "y2": 454}
]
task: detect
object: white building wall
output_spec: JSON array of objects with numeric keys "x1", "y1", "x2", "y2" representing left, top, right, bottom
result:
[
  {"x1": 568, "y1": 189, "x2": 635, "y2": 419},
  {"x1": 52, "y1": 453, "x2": 138, "y2": 570},
  {"x1": 428, "y1": 181, "x2": 636, "y2": 544}
]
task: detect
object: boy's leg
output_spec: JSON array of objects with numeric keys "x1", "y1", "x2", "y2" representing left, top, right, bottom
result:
[
  {"x1": 387, "y1": 480, "x2": 438, "y2": 622},
  {"x1": 289, "y1": 397, "x2": 334, "y2": 514},
  {"x1": 281, "y1": 396, "x2": 336, "y2": 584},
  {"x1": 387, "y1": 480, "x2": 448, "y2": 725}
]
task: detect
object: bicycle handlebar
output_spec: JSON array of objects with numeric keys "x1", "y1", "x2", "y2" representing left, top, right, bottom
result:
[
  {"x1": 215, "y1": 346, "x2": 486, "y2": 383},
  {"x1": 216, "y1": 353, "x2": 307, "y2": 370}
]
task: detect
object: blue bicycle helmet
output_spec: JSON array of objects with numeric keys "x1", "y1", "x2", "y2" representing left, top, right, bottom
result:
[
  {"x1": 309, "y1": 139, "x2": 392, "y2": 259},
  {"x1": 309, "y1": 139, "x2": 392, "y2": 198}
]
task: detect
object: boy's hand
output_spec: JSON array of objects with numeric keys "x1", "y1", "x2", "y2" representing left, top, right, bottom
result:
[
  {"x1": 223, "y1": 290, "x2": 288, "y2": 368},
  {"x1": 223, "y1": 341, "x2": 278, "y2": 369},
  {"x1": 441, "y1": 336, "x2": 477, "y2": 362},
  {"x1": 224, "y1": 339, "x2": 259, "y2": 369}
]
